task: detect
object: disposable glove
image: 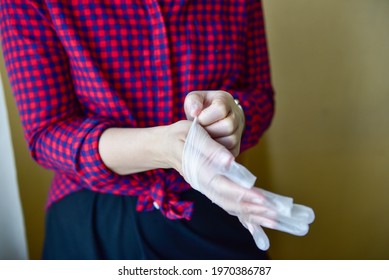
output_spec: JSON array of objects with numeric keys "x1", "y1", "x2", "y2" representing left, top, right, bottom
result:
[{"x1": 182, "y1": 118, "x2": 315, "y2": 250}]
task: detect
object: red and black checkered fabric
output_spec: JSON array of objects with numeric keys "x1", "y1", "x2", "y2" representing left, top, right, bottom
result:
[{"x1": 0, "y1": 0, "x2": 274, "y2": 220}]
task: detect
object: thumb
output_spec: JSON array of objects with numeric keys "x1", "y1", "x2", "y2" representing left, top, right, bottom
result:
[{"x1": 184, "y1": 91, "x2": 205, "y2": 120}]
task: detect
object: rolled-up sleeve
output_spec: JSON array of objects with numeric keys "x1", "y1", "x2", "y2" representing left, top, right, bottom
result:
[
  {"x1": 0, "y1": 1, "x2": 119, "y2": 189},
  {"x1": 230, "y1": 0, "x2": 275, "y2": 152}
]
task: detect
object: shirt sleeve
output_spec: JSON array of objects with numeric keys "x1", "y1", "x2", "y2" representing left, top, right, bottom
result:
[
  {"x1": 0, "y1": 1, "x2": 120, "y2": 188},
  {"x1": 229, "y1": 0, "x2": 275, "y2": 152}
]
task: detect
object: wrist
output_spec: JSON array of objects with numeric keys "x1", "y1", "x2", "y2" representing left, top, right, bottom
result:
[
  {"x1": 162, "y1": 120, "x2": 192, "y2": 175},
  {"x1": 98, "y1": 126, "x2": 171, "y2": 175}
]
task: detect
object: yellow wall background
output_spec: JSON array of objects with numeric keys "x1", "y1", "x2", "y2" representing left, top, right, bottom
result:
[
  {"x1": 1, "y1": 0, "x2": 389, "y2": 259},
  {"x1": 240, "y1": 0, "x2": 389, "y2": 259}
]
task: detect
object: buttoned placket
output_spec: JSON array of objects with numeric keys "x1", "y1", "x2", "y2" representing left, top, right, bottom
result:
[
  {"x1": 145, "y1": 0, "x2": 174, "y2": 126},
  {"x1": 143, "y1": 0, "x2": 175, "y2": 211}
]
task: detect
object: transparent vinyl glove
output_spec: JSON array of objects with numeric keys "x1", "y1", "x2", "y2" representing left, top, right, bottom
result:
[{"x1": 182, "y1": 118, "x2": 315, "y2": 250}]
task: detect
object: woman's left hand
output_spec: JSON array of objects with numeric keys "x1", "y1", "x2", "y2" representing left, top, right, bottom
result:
[{"x1": 184, "y1": 90, "x2": 245, "y2": 157}]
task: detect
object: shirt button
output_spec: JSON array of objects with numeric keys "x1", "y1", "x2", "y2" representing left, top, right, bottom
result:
[{"x1": 153, "y1": 201, "x2": 160, "y2": 210}]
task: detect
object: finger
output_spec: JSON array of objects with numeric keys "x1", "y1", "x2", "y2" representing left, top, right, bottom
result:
[
  {"x1": 268, "y1": 217, "x2": 310, "y2": 236},
  {"x1": 223, "y1": 160, "x2": 257, "y2": 189},
  {"x1": 247, "y1": 214, "x2": 278, "y2": 230},
  {"x1": 251, "y1": 224, "x2": 270, "y2": 251},
  {"x1": 203, "y1": 111, "x2": 239, "y2": 138},
  {"x1": 197, "y1": 96, "x2": 231, "y2": 126},
  {"x1": 238, "y1": 219, "x2": 270, "y2": 251},
  {"x1": 213, "y1": 135, "x2": 240, "y2": 157},
  {"x1": 291, "y1": 204, "x2": 315, "y2": 224},
  {"x1": 207, "y1": 175, "x2": 266, "y2": 212},
  {"x1": 184, "y1": 91, "x2": 205, "y2": 119},
  {"x1": 251, "y1": 187, "x2": 294, "y2": 215},
  {"x1": 240, "y1": 201, "x2": 278, "y2": 218},
  {"x1": 214, "y1": 135, "x2": 239, "y2": 151},
  {"x1": 247, "y1": 209, "x2": 310, "y2": 236}
]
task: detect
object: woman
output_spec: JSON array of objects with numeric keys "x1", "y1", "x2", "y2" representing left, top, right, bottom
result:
[{"x1": 0, "y1": 0, "x2": 274, "y2": 259}]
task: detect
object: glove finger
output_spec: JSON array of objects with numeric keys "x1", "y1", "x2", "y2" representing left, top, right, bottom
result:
[
  {"x1": 251, "y1": 223, "x2": 270, "y2": 251},
  {"x1": 290, "y1": 204, "x2": 315, "y2": 224},
  {"x1": 268, "y1": 220, "x2": 309, "y2": 236},
  {"x1": 248, "y1": 213, "x2": 310, "y2": 236},
  {"x1": 251, "y1": 187, "x2": 293, "y2": 215},
  {"x1": 258, "y1": 204, "x2": 315, "y2": 225},
  {"x1": 222, "y1": 160, "x2": 257, "y2": 189},
  {"x1": 238, "y1": 218, "x2": 270, "y2": 251},
  {"x1": 272, "y1": 217, "x2": 310, "y2": 236},
  {"x1": 207, "y1": 175, "x2": 267, "y2": 215}
]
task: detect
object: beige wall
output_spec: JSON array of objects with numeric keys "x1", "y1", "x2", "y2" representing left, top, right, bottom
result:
[
  {"x1": 240, "y1": 0, "x2": 389, "y2": 259},
  {"x1": 1, "y1": 0, "x2": 389, "y2": 259}
]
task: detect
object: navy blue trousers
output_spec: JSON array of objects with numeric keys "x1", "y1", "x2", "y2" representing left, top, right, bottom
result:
[{"x1": 42, "y1": 189, "x2": 268, "y2": 260}]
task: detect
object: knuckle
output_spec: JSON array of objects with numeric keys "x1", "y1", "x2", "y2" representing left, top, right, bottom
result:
[
  {"x1": 226, "y1": 135, "x2": 239, "y2": 149},
  {"x1": 224, "y1": 119, "x2": 236, "y2": 135},
  {"x1": 212, "y1": 99, "x2": 229, "y2": 117},
  {"x1": 241, "y1": 203, "x2": 250, "y2": 215},
  {"x1": 210, "y1": 175, "x2": 223, "y2": 190}
]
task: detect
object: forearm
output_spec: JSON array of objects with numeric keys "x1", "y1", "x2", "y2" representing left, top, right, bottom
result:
[
  {"x1": 98, "y1": 121, "x2": 190, "y2": 176},
  {"x1": 99, "y1": 126, "x2": 167, "y2": 175}
]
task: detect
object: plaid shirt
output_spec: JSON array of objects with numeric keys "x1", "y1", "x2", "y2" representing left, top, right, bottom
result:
[{"x1": 0, "y1": 0, "x2": 274, "y2": 220}]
